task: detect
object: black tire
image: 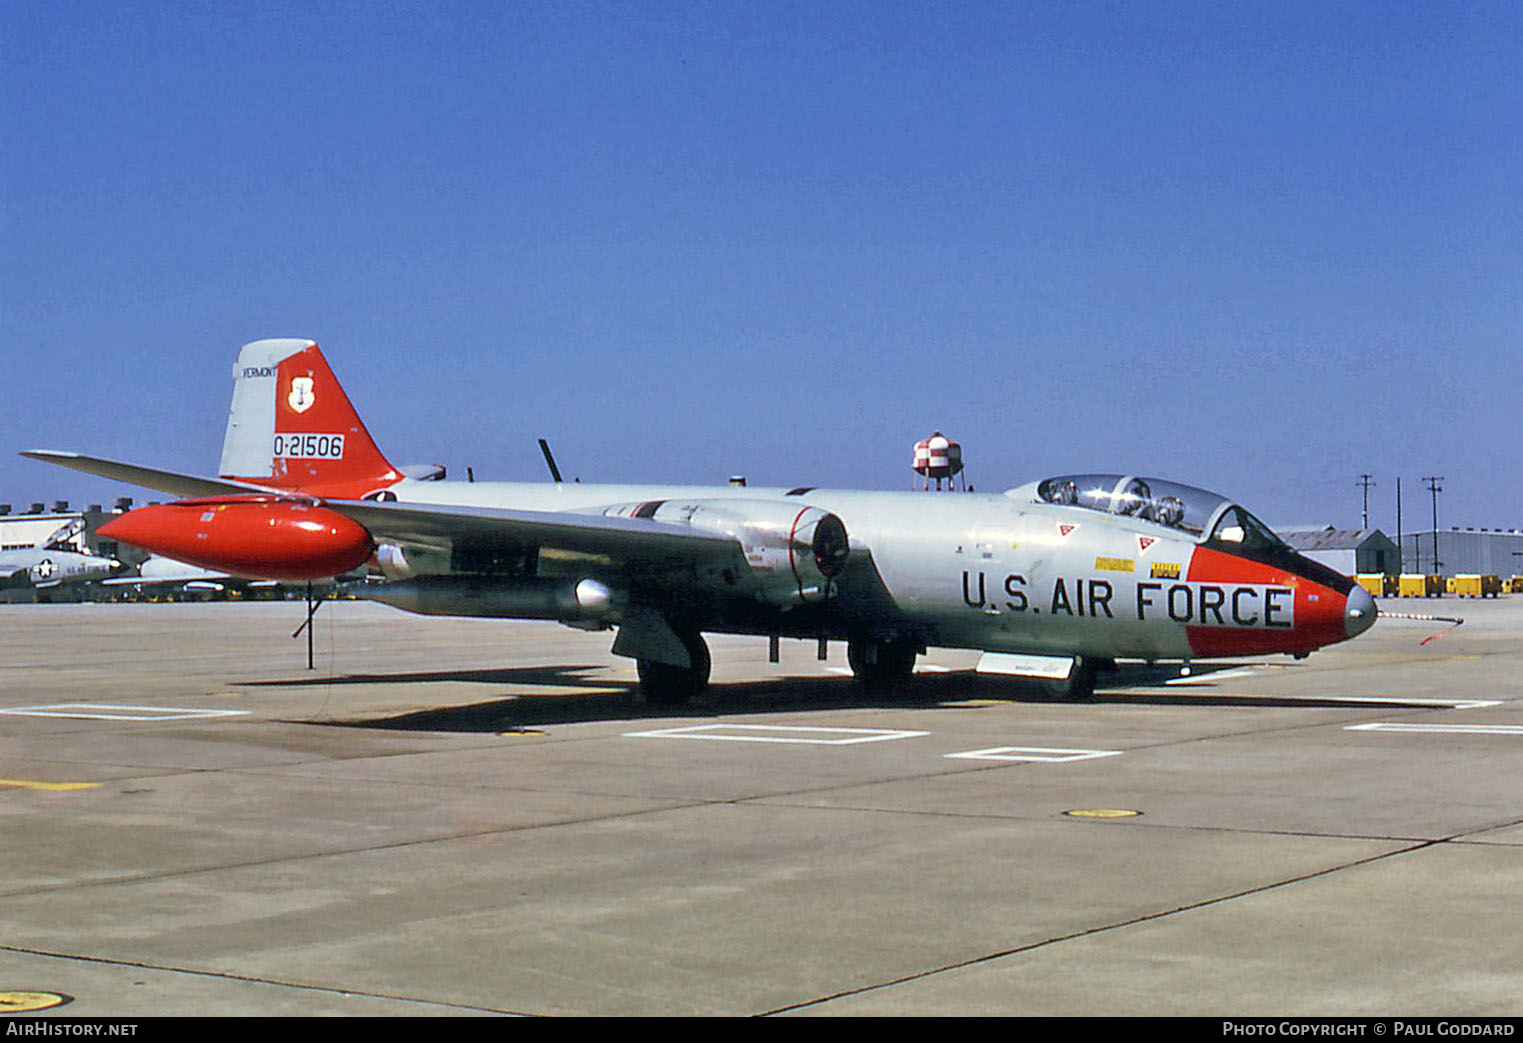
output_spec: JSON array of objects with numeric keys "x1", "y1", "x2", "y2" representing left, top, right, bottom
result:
[
  {"x1": 847, "y1": 636, "x2": 918, "y2": 694},
  {"x1": 637, "y1": 631, "x2": 711, "y2": 705},
  {"x1": 1039, "y1": 658, "x2": 1098, "y2": 701}
]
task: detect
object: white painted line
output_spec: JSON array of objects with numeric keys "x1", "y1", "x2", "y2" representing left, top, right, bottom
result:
[
  {"x1": 1154, "y1": 676, "x2": 1498, "y2": 710},
  {"x1": 624, "y1": 724, "x2": 929, "y2": 745},
  {"x1": 1164, "y1": 668, "x2": 1260, "y2": 686},
  {"x1": 821, "y1": 665, "x2": 952, "y2": 676},
  {"x1": 1345, "y1": 723, "x2": 1523, "y2": 736},
  {"x1": 946, "y1": 746, "x2": 1123, "y2": 763},
  {"x1": 1326, "y1": 697, "x2": 1501, "y2": 710},
  {"x1": 0, "y1": 704, "x2": 250, "y2": 722}
]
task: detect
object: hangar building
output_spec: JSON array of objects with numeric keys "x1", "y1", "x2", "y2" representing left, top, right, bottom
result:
[
  {"x1": 1396, "y1": 528, "x2": 1523, "y2": 577},
  {"x1": 1278, "y1": 527, "x2": 1400, "y2": 577}
]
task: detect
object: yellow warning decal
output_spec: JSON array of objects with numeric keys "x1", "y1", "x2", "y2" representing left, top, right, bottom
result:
[
  {"x1": 1150, "y1": 562, "x2": 1182, "y2": 579},
  {"x1": 1094, "y1": 556, "x2": 1134, "y2": 573}
]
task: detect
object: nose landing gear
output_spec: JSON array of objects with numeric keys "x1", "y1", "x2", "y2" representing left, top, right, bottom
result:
[{"x1": 1038, "y1": 657, "x2": 1107, "y2": 701}]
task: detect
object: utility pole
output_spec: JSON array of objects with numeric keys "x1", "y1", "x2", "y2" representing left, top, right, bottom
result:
[
  {"x1": 1357, "y1": 474, "x2": 1376, "y2": 530},
  {"x1": 1423, "y1": 475, "x2": 1444, "y2": 573},
  {"x1": 1395, "y1": 476, "x2": 1403, "y2": 573}
]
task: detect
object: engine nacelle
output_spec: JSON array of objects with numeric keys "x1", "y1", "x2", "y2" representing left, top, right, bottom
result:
[
  {"x1": 96, "y1": 496, "x2": 374, "y2": 581},
  {"x1": 602, "y1": 498, "x2": 849, "y2": 606}
]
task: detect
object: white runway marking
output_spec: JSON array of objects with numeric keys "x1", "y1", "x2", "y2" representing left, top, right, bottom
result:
[
  {"x1": 946, "y1": 746, "x2": 1123, "y2": 763},
  {"x1": 1156, "y1": 672, "x2": 1499, "y2": 710},
  {"x1": 819, "y1": 665, "x2": 953, "y2": 675},
  {"x1": 1164, "y1": 668, "x2": 1260, "y2": 685},
  {"x1": 0, "y1": 704, "x2": 250, "y2": 721},
  {"x1": 624, "y1": 724, "x2": 929, "y2": 745},
  {"x1": 1345, "y1": 723, "x2": 1523, "y2": 736},
  {"x1": 1327, "y1": 697, "x2": 1501, "y2": 710}
]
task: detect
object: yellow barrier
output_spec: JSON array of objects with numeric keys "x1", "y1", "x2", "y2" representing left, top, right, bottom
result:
[
  {"x1": 1398, "y1": 574, "x2": 1444, "y2": 598},
  {"x1": 1453, "y1": 575, "x2": 1502, "y2": 598}
]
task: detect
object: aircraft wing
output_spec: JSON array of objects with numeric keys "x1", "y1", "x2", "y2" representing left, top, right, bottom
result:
[
  {"x1": 326, "y1": 498, "x2": 743, "y2": 578},
  {"x1": 19, "y1": 451, "x2": 279, "y2": 500},
  {"x1": 23, "y1": 450, "x2": 799, "y2": 594},
  {"x1": 102, "y1": 563, "x2": 231, "y2": 587}
]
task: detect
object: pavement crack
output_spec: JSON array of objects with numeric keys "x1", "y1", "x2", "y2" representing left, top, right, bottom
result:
[
  {"x1": 756, "y1": 837, "x2": 1445, "y2": 1016},
  {"x1": 0, "y1": 942, "x2": 535, "y2": 1015}
]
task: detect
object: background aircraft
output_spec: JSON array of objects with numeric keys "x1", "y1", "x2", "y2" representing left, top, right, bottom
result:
[
  {"x1": 99, "y1": 555, "x2": 284, "y2": 599},
  {"x1": 0, "y1": 515, "x2": 121, "y2": 591},
  {"x1": 25, "y1": 339, "x2": 1376, "y2": 701},
  {"x1": 0, "y1": 546, "x2": 121, "y2": 592}
]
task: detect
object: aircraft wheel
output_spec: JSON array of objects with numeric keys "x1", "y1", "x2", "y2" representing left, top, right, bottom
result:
[
  {"x1": 1040, "y1": 658, "x2": 1099, "y2": 701},
  {"x1": 847, "y1": 637, "x2": 918, "y2": 694},
  {"x1": 637, "y1": 631, "x2": 711, "y2": 705}
]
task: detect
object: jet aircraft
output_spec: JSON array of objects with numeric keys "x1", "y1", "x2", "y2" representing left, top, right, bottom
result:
[
  {"x1": 25, "y1": 338, "x2": 1377, "y2": 701},
  {"x1": 99, "y1": 555, "x2": 285, "y2": 598},
  {"x1": 0, "y1": 546, "x2": 121, "y2": 592}
]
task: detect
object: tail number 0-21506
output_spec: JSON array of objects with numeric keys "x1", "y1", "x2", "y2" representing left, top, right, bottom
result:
[{"x1": 273, "y1": 434, "x2": 346, "y2": 460}]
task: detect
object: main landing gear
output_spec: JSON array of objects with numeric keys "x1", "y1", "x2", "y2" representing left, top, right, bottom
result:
[
  {"x1": 847, "y1": 636, "x2": 919, "y2": 694},
  {"x1": 637, "y1": 631, "x2": 923, "y2": 703},
  {"x1": 636, "y1": 629, "x2": 711, "y2": 706}
]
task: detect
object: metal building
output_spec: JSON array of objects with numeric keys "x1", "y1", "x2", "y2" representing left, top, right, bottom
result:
[
  {"x1": 0, "y1": 502, "x2": 141, "y2": 563},
  {"x1": 1278, "y1": 527, "x2": 1401, "y2": 577},
  {"x1": 1396, "y1": 528, "x2": 1523, "y2": 577},
  {"x1": 0, "y1": 511, "x2": 90, "y2": 553}
]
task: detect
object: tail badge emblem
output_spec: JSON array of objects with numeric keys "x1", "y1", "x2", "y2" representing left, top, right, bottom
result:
[{"x1": 288, "y1": 376, "x2": 316, "y2": 414}]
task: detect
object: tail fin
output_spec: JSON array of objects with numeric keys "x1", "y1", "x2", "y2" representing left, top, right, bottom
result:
[{"x1": 220, "y1": 339, "x2": 402, "y2": 499}]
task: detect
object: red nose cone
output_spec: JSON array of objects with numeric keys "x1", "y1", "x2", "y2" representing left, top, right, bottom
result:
[
  {"x1": 1182, "y1": 545, "x2": 1350, "y2": 657},
  {"x1": 99, "y1": 497, "x2": 373, "y2": 581}
]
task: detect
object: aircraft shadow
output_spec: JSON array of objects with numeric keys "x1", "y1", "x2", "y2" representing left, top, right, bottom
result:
[
  {"x1": 241, "y1": 664, "x2": 615, "y2": 690},
  {"x1": 278, "y1": 671, "x2": 928, "y2": 732},
  {"x1": 246, "y1": 659, "x2": 1392, "y2": 733}
]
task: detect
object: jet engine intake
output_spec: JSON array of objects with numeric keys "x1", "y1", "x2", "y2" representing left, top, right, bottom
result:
[
  {"x1": 374, "y1": 542, "x2": 451, "y2": 580},
  {"x1": 602, "y1": 499, "x2": 849, "y2": 606}
]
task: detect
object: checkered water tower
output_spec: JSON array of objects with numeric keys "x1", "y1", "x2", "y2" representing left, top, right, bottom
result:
[{"x1": 913, "y1": 432, "x2": 964, "y2": 491}]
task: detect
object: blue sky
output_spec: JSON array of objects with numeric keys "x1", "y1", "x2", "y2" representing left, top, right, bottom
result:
[{"x1": 3, "y1": 1, "x2": 1519, "y2": 532}]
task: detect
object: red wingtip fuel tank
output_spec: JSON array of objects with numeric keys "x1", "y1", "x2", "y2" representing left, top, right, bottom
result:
[{"x1": 98, "y1": 496, "x2": 374, "y2": 581}]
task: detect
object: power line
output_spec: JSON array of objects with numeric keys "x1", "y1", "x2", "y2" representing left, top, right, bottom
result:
[
  {"x1": 1423, "y1": 475, "x2": 1444, "y2": 572},
  {"x1": 1357, "y1": 474, "x2": 1376, "y2": 529}
]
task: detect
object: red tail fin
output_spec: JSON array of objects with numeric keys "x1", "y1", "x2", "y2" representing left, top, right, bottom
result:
[{"x1": 219, "y1": 339, "x2": 402, "y2": 499}]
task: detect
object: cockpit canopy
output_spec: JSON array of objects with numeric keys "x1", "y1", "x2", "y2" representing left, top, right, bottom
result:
[{"x1": 1033, "y1": 473, "x2": 1286, "y2": 551}]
